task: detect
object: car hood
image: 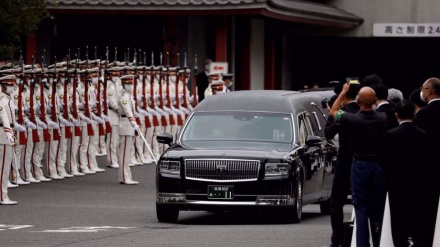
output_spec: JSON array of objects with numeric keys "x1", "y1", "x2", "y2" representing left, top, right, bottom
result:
[{"x1": 163, "y1": 146, "x2": 289, "y2": 161}]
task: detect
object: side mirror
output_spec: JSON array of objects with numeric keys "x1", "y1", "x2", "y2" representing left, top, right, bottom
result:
[
  {"x1": 305, "y1": 136, "x2": 322, "y2": 147},
  {"x1": 157, "y1": 133, "x2": 173, "y2": 145}
]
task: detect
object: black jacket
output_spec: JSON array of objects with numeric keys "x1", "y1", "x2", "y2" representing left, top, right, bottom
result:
[
  {"x1": 196, "y1": 71, "x2": 209, "y2": 102},
  {"x1": 376, "y1": 102, "x2": 398, "y2": 130}
]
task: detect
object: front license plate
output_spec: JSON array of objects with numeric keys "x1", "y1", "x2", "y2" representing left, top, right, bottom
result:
[{"x1": 208, "y1": 185, "x2": 234, "y2": 199}]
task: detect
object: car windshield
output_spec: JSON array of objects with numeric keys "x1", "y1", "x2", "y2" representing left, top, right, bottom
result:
[{"x1": 180, "y1": 111, "x2": 294, "y2": 151}]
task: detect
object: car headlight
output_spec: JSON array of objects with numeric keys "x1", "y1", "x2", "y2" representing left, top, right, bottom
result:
[
  {"x1": 265, "y1": 163, "x2": 289, "y2": 177},
  {"x1": 159, "y1": 160, "x2": 181, "y2": 176}
]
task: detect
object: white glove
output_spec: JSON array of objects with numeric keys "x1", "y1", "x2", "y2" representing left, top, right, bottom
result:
[
  {"x1": 36, "y1": 119, "x2": 48, "y2": 129},
  {"x1": 101, "y1": 114, "x2": 111, "y2": 122},
  {"x1": 6, "y1": 133, "x2": 14, "y2": 145},
  {"x1": 173, "y1": 108, "x2": 183, "y2": 115},
  {"x1": 157, "y1": 108, "x2": 166, "y2": 116},
  {"x1": 153, "y1": 94, "x2": 160, "y2": 101},
  {"x1": 181, "y1": 107, "x2": 190, "y2": 114},
  {"x1": 14, "y1": 123, "x2": 26, "y2": 132},
  {"x1": 133, "y1": 112, "x2": 140, "y2": 118},
  {"x1": 48, "y1": 120, "x2": 59, "y2": 129},
  {"x1": 139, "y1": 109, "x2": 149, "y2": 116},
  {"x1": 133, "y1": 124, "x2": 141, "y2": 133},
  {"x1": 164, "y1": 107, "x2": 174, "y2": 115},
  {"x1": 189, "y1": 95, "x2": 194, "y2": 103},
  {"x1": 26, "y1": 121, "x2": 37, "y2": 130},
  {"x1": 147, "y1": 94, "x2": 151, "y2": 101},
  {"x1": 148, "y1": 109, "x2": 158, "y2": 116},
  {"x1": 72, "y1": 118, "x2": 80, "y2": 126},
  {"x1": 80, "y1": 114, "x2": 92, "y2": 124},
  {"x1": 92, "y1": 115, "x2": 104, "y2": 124},
  {"x1": 59, "y1": 117, "x2": 71, "y2": 126}
]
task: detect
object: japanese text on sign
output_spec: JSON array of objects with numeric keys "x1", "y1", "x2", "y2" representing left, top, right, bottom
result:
[{"x1": 373, "y1": 23, "x2": 440, "y2": 37}]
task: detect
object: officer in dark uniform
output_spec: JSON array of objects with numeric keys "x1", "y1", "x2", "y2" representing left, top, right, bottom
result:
[{"x1": 325, "y1": 80, "x2": 360, "y2": 247}]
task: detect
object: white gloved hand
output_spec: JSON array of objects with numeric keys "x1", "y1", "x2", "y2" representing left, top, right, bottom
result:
[
  {"x1": 59, "y1": 117, "x2": 71, "y2": 126},
  {"x1": 101, "y1": 114, "x2": 111, "y2": 122},
  {"x1": 71, "y1": 118, "x2": 80, "y2": 126},
  {"x1": 173, "y1": 108, "x2": 183, "y2": 115},
  {"x1": 6, "y1": 132, "x2": 14, "y2": 145},
  {"x1": 14, "y1": 123, "x2": 26, "y2": 132},
  {"x1": 26, "y1": 121, "x2": 37, "y2": 130},
  {"x1": 36, "y1": 119, "x2": 48, "y2": 129},
  {"x1": 189, "y1": 95, "x2": 194, "y2": 103},
  {"x1": 164, "y1": 107, "x2": 174, "y2": 115},
  {"x1": 48, "y1": 120, "x2": 59, "y2": 129},
  {"x1": 153, "y1": 94, "x2": 160, "y2": 101},
  {"x1": 181, "y1": 107, "x2": 190, "y2": 114},
  {"x1": 148, "y1": 109, "x2": 158, "y2": 116},
  {"x1": 157, "y1": 108, "x2": 166, "y2": 116},
  {"x1": 133, "y1": 124, "x2": 141, "y2": 133},
  {"x1": 147, "y1": 94, "x2": 152, "y2": 101},
  {"x1": 93, "y1": 115, "x2": 104, "y2": 124},
  {"x1": 133, "y1": 112, "x2": 140, "y2": 118},
  {"x1": 80, "y1": 114, "x2": 92, "y2": 124},
  {"x1": 139, "y1": 109, "x2": 149, "y2": 116}
]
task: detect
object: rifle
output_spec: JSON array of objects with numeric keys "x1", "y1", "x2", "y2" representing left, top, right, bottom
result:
[
  {"x1": 40, "y1": 56, "x2": 51, "y2": 142},
  {"x1": 158, "y1": 53, "x2": 168, "y2": 127},
  {"x1": 17, "y1": 53, "x2": 27, "y2": 145},
  {"x1": 193, "y1": 54, "x2": 198, "y2": 107},
  {"x1": 132, "y1": 50, "x2": 142, "y2": 127},
  {"x1": 50, "y1": 57, "x2": 61, "y2": 141},
  {"x1": 182, "y1": 53, "x2": 189, "y2": 119},
  {"x1": 72, "y1": 54, "x2": 81, "y2": 136},
  {"x1": 150, "y1": 52, "x2": 160, "y2": 127},
  {"x1": 165, "y1": 52, "x2": 175, "y2": 126},
  {"x1": 142, "y1": 53, "x2": 152, "y2": 129},
  {"x1": 29, "y1": 56, "x2": 40, "y2": 142},
  {"x1": 175, "y1": 53, "x2": 184, "y2": 126},
  {"x1": 103, "y1": 47, "x2": 112, "y2": 134},
  {"x1": 63, "y1": 52, "x2": 73, "y2": 139},
  {"x1": 84, "y1": 46, "x2": 94, "y2": 136}
]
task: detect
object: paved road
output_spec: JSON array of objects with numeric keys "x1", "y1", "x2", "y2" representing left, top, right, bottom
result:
[{"x1": 1, "y1": 156, "x2": 352, "y2": 247}]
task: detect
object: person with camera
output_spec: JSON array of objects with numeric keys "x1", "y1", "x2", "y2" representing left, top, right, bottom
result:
[
  {"x1": 325, "y1": 80, "x2": 360, "y2": 247},
  {"x1": 330, "y1": 83, "x2": 387, "y2": 247}
]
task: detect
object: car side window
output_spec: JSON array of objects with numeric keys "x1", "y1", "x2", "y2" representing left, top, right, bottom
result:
[
  {"x1": 298, "y1": 114, "x2": 307, "y2": 146},
  {"x1": 304, "y1": 114, "x2": 316, "y2": 136}
]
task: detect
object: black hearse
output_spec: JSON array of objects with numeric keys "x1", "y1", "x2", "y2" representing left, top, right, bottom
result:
[{"x1": 156, "y1": 90, "x2": 337, "y2": 223}]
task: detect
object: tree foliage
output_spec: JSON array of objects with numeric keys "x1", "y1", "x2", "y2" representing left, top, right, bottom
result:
[{"x1": 0, "y1": 0, "x2": 50, "y2": 60}]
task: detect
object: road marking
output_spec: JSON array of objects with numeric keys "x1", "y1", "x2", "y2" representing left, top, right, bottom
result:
[
  {"x1": 0, "y1": 225, "x2": 34, "y2": 230},
  {"x1": 36, "y1": 226, "x2": 135, "y2": 233}
]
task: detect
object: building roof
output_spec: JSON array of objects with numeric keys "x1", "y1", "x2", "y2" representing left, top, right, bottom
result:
[{"x1": 48, "y1": 0, "x2": 363, "y2": 28}]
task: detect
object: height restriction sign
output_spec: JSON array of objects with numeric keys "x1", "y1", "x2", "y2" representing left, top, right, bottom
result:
[{"x1": 209, "y1": 62, "x2": 228, "y2": 75}]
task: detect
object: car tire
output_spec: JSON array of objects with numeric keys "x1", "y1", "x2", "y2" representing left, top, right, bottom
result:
[
  {"x1": 156, "y1": 203, "x2": 179, "y2": 223},
  {"x1": 284, "y1": 177, "x2": 303, "y2": 223},
  {"x1": 319, "y1": 199, "x2": 331, "y2": 215}
]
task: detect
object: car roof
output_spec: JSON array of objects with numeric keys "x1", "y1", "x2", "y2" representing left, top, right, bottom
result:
[{"x1": 195, "y1": 90, "x2": 326, "y2": 114}]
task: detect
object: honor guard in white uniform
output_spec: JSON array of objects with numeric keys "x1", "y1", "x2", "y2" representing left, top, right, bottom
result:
[
  {"x1": 65, "y1": 68, "x2": 84, "y2": 176},
  {"x1": 24, "y1": 70, "x2": 51, "y2": 182},
  {"x1": 44, "y1": 70, "x2": 63, "y2": 180},
  {"x1": 10, "y1": 72, "x2": 32, "y2": 185},
  {"x1": 151, "y1": 66, "x2": 167, "y2": 158},
  {"x1": 105, "y1": 67, "x2": 121, "y2": 168},
  {"x1": 204, "y1": 72, "x2": 222, "y2": 99},
  {"x1": 117, "y1": 75, "x2": 140, "y2": 185},
  {"x1": 96, "y1": 77, "x2": 108, "y2": 157},
  {"x1": 52, "y1": 67, "x2": 74, "y2": 178},
  {"x1": 142, "y1": 67, "x2": 157, "y2": 164},
  {"x1": 0, "y1": 75, "x2": 19, "y2": 205},
  {"x1": 133, "y1": 67, "x2": 149, "y2": 165}
]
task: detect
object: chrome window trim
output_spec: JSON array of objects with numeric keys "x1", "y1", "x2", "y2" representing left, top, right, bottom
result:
[{"x1": 312, "y1": 112, "x2": 322, "y2": 130}]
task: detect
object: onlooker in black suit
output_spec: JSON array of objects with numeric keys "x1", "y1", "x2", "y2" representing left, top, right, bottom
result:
[
  {"x1": 196, "y1": 58, "x2": 212, "y2": 102},
  {"x1": 372, "y1": 83, "x2": 398, "y2": 130},
  {"x1": 325, "y1": 82, "x2": 360, "y2": 247},
  {"x1": 381, "y1": 100, "x2": 428, "y2": 247},
  {"x1": 408, "y1": 87, "x2": 427, "y2": 115},
  {"x1": 362, "y1": 74, "x2": 398, "y2": 130},
  {"x1": 413, "y1": 77, "x2": 440, "y2": 247},
  {"x1": 330, "y1": 84, "x2": 387, "y2": 247}
]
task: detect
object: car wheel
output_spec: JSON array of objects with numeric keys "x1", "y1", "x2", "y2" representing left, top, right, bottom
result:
[
  {"x1": 319, "y1": 199, "x2": 331, "y2": 215},
  {"x1": 284, "y1": 177, "x2": 303, "y2": 223},
  {"x1": 156, "y1": 203, "x2": 179, "y2": 223}
]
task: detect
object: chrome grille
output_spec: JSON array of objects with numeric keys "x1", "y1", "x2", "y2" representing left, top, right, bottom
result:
[{"x1": 185, "y1": 159, "x2": 260, "y2": 182}]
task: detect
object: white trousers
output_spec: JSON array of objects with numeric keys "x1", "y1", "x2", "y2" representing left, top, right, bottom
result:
[
  {"x1": 143, "y1": 117, "x2": 155, "y2": 161},
  {"x1": 45, "y1": 129, "x2": 60, "y2": 177},
  {"x1": 66, "y1": 135, "x2": 80, "y2": 173},
  {"x1": 98, "y1": 135, "x2": 106, "y2": 154},
  {"x1": 118, "y1": 136, "x2": 134, "y2": 182},
  {"x1": 106, "y1": 125, "x2": 119, "y2": 166},
  {"x1": 0, "y1": 144, "x2": 13, "y2": 202},
  {"x1": 152, "y1": 125, "x2": 164, "y2": 159},
  {"x1": 89, "y1": 124, "x2": 99, "y2": 171},
  {"x1": 134, "y1": 119, "x2": 146, "y2": 163},
  {"x1": 57, "y1": 127, "x2": 69, "y2": 174}
]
